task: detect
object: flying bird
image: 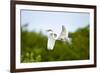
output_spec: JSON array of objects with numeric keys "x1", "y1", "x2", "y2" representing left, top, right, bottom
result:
[
  {"x1": 46, "y1": 29, "x2": 57, "y2": 50},
  {"x1": 46, "y1": 25, "x2": 72, "y2": 50},
  {"x1": 58, "y1": 25, "x2": 72, "y2": 44}
]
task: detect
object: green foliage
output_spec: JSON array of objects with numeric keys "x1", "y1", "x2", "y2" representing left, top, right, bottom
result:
[{"x1": 21, "y1": 25, "x2": 89, "y2": 63}]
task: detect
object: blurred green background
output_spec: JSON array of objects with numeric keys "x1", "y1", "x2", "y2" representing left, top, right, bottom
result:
[{"x1": 21, "y1": 24, "x2": 89, "y2": 63}]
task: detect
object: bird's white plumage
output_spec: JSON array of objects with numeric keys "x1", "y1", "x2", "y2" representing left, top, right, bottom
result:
[
  {"x1": 58, "y1": 25, "x2": 71, "y2": 44},
  {"x1": 47, "y1": 29, "x2": 57, "y2": 50},
  {"x1": 58, "y1": 25, "x2": 68, "y2": 40},
  {"x1": 46, "y1": 25, "x2": 72, "y2": 50},
  {"x1": 47, "y1": 34, "x2": 56, "y2": 50}
]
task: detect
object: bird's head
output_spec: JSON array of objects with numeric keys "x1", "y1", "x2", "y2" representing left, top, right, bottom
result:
[
  {"x1": 46, "y1": 29, "x2": 57, "y2": 38},
  {"x1": 46, "y1": 29, "x2": 54, "y2": 35}
]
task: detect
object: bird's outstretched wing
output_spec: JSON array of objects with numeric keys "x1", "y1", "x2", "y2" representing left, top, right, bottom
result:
[
  {"x1": 47, "y1": 36, "x2": 56, "y2": 50},
  {"x1": 58, "y1": 25, "x2": 68, "y2": 40}
]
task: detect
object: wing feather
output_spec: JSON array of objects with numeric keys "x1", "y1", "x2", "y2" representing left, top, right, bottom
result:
[
  {"x1": 47, "y1": 33, "x2": 56, "y2": 50},
  {"x1": 58, "y1": 25, "x2": 68, "y2": 39}
]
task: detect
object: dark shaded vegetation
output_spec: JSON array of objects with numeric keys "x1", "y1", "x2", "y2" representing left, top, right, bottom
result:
[{"x1": 21, "y1": 24, "x2": 89, "y2": 63}]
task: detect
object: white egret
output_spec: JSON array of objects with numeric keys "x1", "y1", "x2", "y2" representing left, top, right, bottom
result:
[
  {"x1": 58, "y1": 25, "x2": 72, "y2": 44},
  {"x1": 46, "y1": 29, "x2": 57, "y2": 50},
  {"x1": 46, "y1": 25, "x2": 72, "y2": 50}
]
